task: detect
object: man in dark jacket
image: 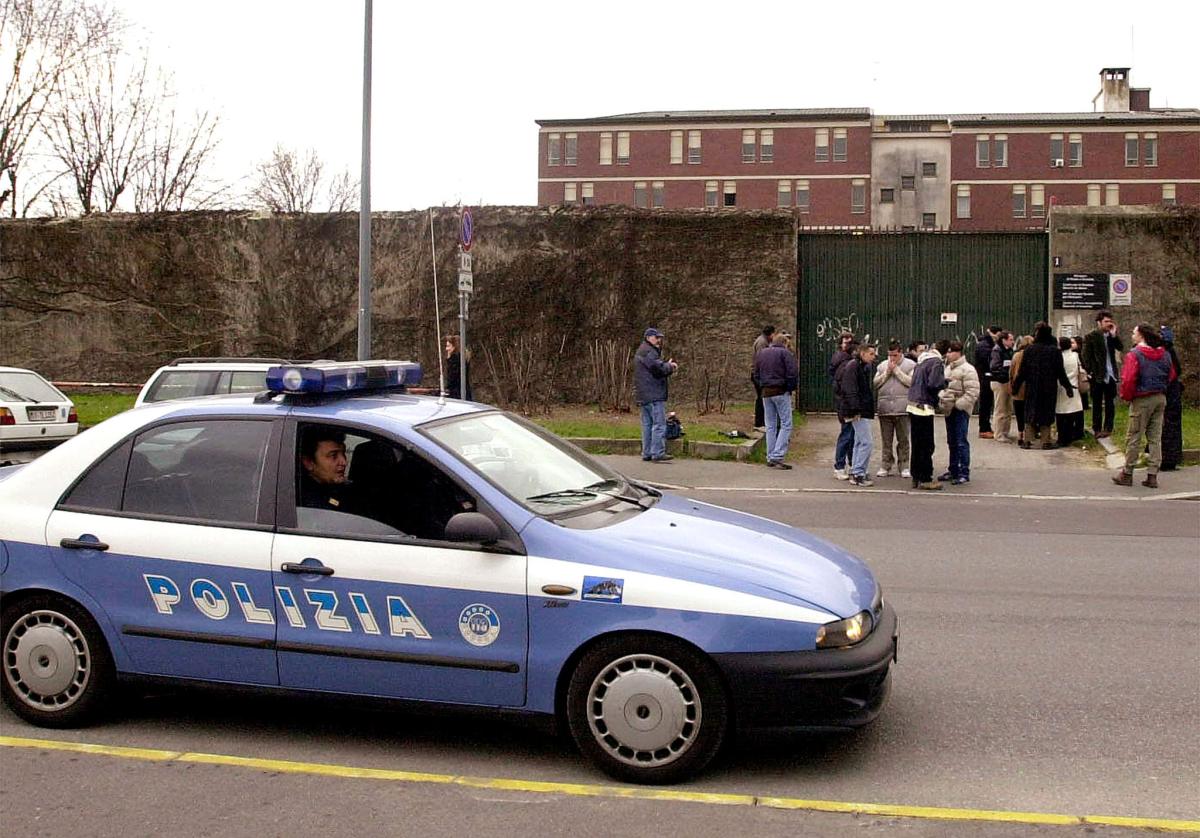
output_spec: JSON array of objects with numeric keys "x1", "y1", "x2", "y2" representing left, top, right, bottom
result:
[
  {"x1": 828, "y1": 333, "x2": 857, "y2": 479},
  {"x1": 906, "y1": 341, "x2": 948, "y2": 489},
  {"x1": 751, "y1": 324, "x2": 776, "y2": 429},
  {"x1": 1011, "y1": 322, "x2": 1073, "y2": 450},
  {"x1": 1113, "y1": 324, "x2": 1177, "y2": 488},
  {"x1": 634, "y1": 328, "x2": 678, "y2": 463},
  {"x1": 838, "y1": 343, "x2": 878, "y2": 487},
  {"x1": 973, "y1": 326, "x2": 999, "y2": 438},
  {"x1": 989, "y1": 331, "x2": 1016, "y2": 442},
  {"x1": 1081, "y1": 310, "x2": 1123, "y2": 438},
  {"x1": 1159, "y1": 325, "x2": 1184, "y2": 471},
  {"x1": 754, "y1": 333, "x2": 799, "y2": 469}
]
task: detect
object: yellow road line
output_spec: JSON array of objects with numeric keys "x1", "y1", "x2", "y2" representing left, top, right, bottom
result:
[{"x1": 2, "y1": 735, "x2": 1197, "y2": 833}]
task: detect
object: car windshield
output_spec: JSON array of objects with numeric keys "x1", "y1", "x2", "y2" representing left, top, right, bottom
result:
[
  {"x1": 0, "y1": 372, "x2": 65, "y2": 403},
  {"x1": 424, "y1": 412, "x2": 641, "y2": 514}
]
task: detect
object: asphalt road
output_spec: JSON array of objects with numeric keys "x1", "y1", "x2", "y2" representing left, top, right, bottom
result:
[{"x1": 2, "y1": 490, "x2": 1197, "y2": 836}]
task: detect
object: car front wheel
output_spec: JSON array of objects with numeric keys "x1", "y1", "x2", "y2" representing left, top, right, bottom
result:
[{"x1": 566, "y1": 636, "x2": 728, "y2": 784}]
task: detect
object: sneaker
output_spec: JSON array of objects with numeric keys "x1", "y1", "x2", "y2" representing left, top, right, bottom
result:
[
  {"x1": 938, "y1": 471, "x2": 954, "y2": 482},
  {"x1": 952, "y1": 476, "x2": 970, "y2": 485},
  {"x1": 900, "y1": 469, "x2": 911, "y2": 479},
  {"x1": 979, "y1": 431, "x2": 994, "y2": 439},
  {"x1": 771, "y1": 461, "x2": 793, "y2": 470},
  {"x1": 833, "y1": 468, "x2": 850, "y2": 480},
  {"x1": 651, "y1": 454, "x2": 674, "y2": 463},
  {"x1": 917, "y1": 480, "x2": 943, "y2": 490},
  {"x1": 850, "y1": 474, "x2": 874, "y2": 487},
  {"x1": 876, "y1": 468, "x2": 893, "y2": 477}
]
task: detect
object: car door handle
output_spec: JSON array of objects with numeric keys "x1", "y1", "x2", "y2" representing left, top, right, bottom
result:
[
  {"x1": 281, "y1": 561, "x2": 335, "y2": 576},
  {"x1": 60, "y1": 537, "x2": 109, "y2": 551}
]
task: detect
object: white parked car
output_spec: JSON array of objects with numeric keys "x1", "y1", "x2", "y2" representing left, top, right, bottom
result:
[
  {"x1": 134, "y1": 358, "x2": 293, "y2": 407},
  {"x1": 0, "y1": 367, "x2": 78, "y2": 450}
]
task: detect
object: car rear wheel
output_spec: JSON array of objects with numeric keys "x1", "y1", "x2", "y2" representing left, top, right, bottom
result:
[
  {"x1": 566, "y1": 636, "x2": 728, "y2": 784},
  {"x1": 1, "y1": 595, "x2": 113, "y2": 728}
]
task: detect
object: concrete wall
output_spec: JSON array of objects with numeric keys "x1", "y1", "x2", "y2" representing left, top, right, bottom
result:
[{"x1": 870, "y1": 135, "x2": 952, "y2": 228}]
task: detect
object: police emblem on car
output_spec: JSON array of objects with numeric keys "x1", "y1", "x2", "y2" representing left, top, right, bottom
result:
[{"x1": 458, "y1": 604, "x2": 500, "y2": 647}]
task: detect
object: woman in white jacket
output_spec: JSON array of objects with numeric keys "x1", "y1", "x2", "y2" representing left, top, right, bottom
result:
[{"x1": 1056, "y1": 336, "x2": 1085, "y2": 445}]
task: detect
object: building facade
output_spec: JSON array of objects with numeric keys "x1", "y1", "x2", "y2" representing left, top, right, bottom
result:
[{"x1": 536, "y1": 69, "x2": 1199, "y2": 230}]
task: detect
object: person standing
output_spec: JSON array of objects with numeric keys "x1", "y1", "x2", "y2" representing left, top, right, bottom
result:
[
  {"x1": 1113, "y1": 324, "x2": 1177, "y2": 488},
  {"x1": 838, "y1": 343, "x2": 878, "y2": 487},
  {"x1": 907, "y1": 340, "x2": 948, "y2": 490},
  {"x1": 1012, "y1": 323, "x2": 1073, "y2": 450},
  {"x1": 873, "y1": 340, "x2": 915, "y2": 478},
  {"x1": 1082, "y1": 311, "x2": 1123, "y2": 438},
  {"x1": 445, "y1": 335, "x2": 472, "y2": 400},
  {"x1": 940, "y1": 341, "x2": 980, "y2": 485},
  {"x1": 634, "y1": 328, "x2": 678, "y2": 463},
  {"x1": 1159, "y1": 326, "x2": 1185, "y2": 471},
  {"x1": 1055, "y1": 337, "x2": 1085, "y2": 446},
  {"x1": 751, "y1": 324, "x2": 776, "y2": 429},
  {"x1": 754, "y1": 332, "x2": 799, "y2": 469},
  {"x1": 989, "y1": 331, "x2": 1016, "y2": 442},
  {"x1": 829, "y1": 333, "x2": 857, "y2": 480},
  {"x1": 1008, "y1": 335, "x2": 1033, "y2": 445},
  {"x1": 974, "y1": 326, "x2": 999, "y2": 439},
  {"x1": 906, "y1": 341, "x2": 927, "y2": 363}
]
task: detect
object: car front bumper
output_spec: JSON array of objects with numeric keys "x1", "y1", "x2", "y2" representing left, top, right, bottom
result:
[{"x1": 713, "y1": 601, "x2": 898, "y2": 731}]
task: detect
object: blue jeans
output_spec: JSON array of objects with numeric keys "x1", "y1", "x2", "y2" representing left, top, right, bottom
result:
[
  {"x1": 945, "y1": 409, "x2": 970, "y2": 479},
  {"x1": 835, "y1": 419, "x2": 854, "y2": 469},
  {"x1": 850, "y1": 417, "x2": 873, "y2": 477},
  {"x1": 640, "y1": 400, "x2": 667, "y2": 460},
  {"x1": 764, "y1": 394, "x2": 793, "y2": 462}
]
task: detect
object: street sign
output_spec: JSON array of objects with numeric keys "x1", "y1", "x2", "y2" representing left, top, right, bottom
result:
[
  {"x1": 460, "y1": 208, "x2": 473, "y2": 252},
  {"x1": 1053, "y1": 273, "x2": 1107, "y2": 310},
  {"x1": 1110, "y1": 273, "x2": 1132, "y2": 306},
  {"x1": 458, "y1": 269, "x2": 473, "y2": 294},
  {"x1": 460, "y1": 251, "x2": 472, "y2": 272}
]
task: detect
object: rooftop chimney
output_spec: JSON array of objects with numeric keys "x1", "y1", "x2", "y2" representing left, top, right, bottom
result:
[{"x1": 1094, "y1": 67, "x2": 1131, "y2": 112}]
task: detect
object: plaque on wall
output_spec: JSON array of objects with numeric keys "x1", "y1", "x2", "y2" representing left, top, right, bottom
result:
[{"x1": 1053, "y1": 273, "x2": 1108, "y2": 310}]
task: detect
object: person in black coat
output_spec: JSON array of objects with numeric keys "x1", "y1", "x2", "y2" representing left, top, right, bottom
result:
[
  {"x1": 445, "y1": 334, "x2": 472, "y2": 400},
  {"x1": 973, "y1": 327, "x2": 999, "y2": 437},
  {"x1": 1011, "y1": 323, "x2": 1073, "y2": 449},
  {"x1": 1159, "y1": 326, "x2": 1184, "y2": 470}
]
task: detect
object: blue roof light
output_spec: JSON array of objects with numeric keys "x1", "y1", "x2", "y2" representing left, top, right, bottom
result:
[{"x1": 265, "y1": 360, "x2": 422, "y2": 395}]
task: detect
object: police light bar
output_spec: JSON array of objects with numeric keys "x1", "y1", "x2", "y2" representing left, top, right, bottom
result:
[{"x1": 265, "y1": 360, "x2": 422, "y2": 395}]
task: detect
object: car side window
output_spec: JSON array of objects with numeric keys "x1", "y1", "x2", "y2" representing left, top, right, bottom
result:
[
  {"x1": 59, "y1": 441, "x2": 133, "y2": 512},
  {"x1": 145, "y1": 370, "x2": 220, "y2": 403},
  {"x1": 295, "y1": 424, "x2": 476, "y2": 542},
  {"x1": 123, "y1": 420, "x2": 272, "y2": 524},
  {"x1": 228, "y1": 371, "x2": 266, "y2": 393}
]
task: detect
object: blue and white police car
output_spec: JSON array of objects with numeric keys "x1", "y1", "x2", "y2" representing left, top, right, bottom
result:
[{"x1": 0, "y1": 361, "x2": 896, "y2": 784}]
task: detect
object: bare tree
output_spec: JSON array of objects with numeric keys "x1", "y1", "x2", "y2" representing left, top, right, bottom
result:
[
  {"x1": 0, "y1": 0, "x2": 118, "y2": 216},
  {"x1": 250, "y1": 145, "x2": 358, "y2": 213},
  {"x1": 132, "y1": 104, "x2": 221, "y2": 212}
]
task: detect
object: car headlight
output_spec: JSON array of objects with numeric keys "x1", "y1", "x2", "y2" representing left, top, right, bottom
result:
[{"x1": 815, "y1": 610, "x2": 873, "y2": 648}]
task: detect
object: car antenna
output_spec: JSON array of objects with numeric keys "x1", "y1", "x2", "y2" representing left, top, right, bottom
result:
[{"x1": 429, "y1": 207, "x2": 447, "y2": 406}]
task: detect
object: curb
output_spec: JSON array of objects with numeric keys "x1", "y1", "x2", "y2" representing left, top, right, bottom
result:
[{"x1": 566, "y1": 434, "x2": 764, "y2": 462}]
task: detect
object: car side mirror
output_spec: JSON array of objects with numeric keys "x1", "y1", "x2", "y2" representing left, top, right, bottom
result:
[{"x1": 444, "y1": 512, "x2": 501, "y2": 546}]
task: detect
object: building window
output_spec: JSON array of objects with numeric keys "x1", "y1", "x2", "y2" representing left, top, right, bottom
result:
[
  {"x1": 993, "y1": 135, "x2": 1007, "y2": 168},
  {"x1": 880, "y1": 188, "x2": 895, "y2": 203},
  {"x1": 1105, "y1": 184, "x2": 1119, "y2": 206},
  {"x1": 1012, "y1": 184, "x2": 1026, "y2": 218},
  {"x1": 921, "y1": 212, "x2": 936, "y2": 229},
  {"x1": 795, "y1": 180, "x2": 810, "y2": 213},
  {"x1": 833, "y1": 128, "x2": 847, "y2": 162},
  {"x1": 564, "y1": 182, "x2": 577, "y2": 205},
  {"x1": 851, "y1": 179, "x2": 865, "y2": 214},
  {"x1": 581, "y1": 183, "x2": 594, "y2": 206},
  {"x1": 547, "y1": 133, "x2": 561, "y2": 166},
  {"x1": 760, "y1": 129, "x2": 774, "y2": 162},
  {"x1": 669, "y1": 131, "x2": 682, "y2": 165},
  {"x1": 688, "y1": 130, "x2": 701, "y2": 164},
  {"x1": 1031, "y1": 184, "x2": 1045, "y2": 218},
  {"x1": 976, "y1": 135, "x2": 989, "y2": 167},
  {"x1": 742, "y1": 129, "x2": 756, "y2": 163},
  {"x1": 1050, "y1": 134, "x2": 1064, "y2": 167},
  {"x1": 777, "y1": 180, "x2": 791, "y2": 207},
  {"x1": 652, "y1": 181, "x2": 664, "y2": 208},
  {"x1": 723, "y1": 181, "x2": 736, "y2": 207},
  {"x1": 901, "y1": 175, "x2": 915, "y2": 190},
  {"x1": 1125, "y1": 134, "x2": 1138, "y2": 167},
  {"x1": 1144, "y1": 133, "x2": 1158, "y2": 166},
  {"x1": 922, "y1": 161, "x2": 937, "y2": 178},
  {"x1": 705, "y1": 181, "x2": 718, "y2": 207},
  {"x1": 617, "y1": 132, "x2": 630, "y2": 165},
  {"x1": 564, "y1": 133, "x2": 577, "y2": 166},
  {"x1": 1087, "y1": 184, "x2": 1102, "y2": 206},
  {"x1": 1162, "y1": 183, "x2": 1176, "y2": 206},
  {"x1": 815, "y1": 128, "x2": 829, "y2": 162},
  {"x1": 1068, "y1": 134, "x2": 1082, "y2": 167},
  {"x1": 633, "y1": 181, "x2": 647, "y2": 208},
  {"x1": 600, "y1": 133, "x2": 612, "y2": 165},
  {"x1": 956, "y1": 184, "x2": 971, "y2": 219}
]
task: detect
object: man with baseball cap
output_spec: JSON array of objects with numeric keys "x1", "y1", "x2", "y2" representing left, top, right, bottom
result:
[{"x1": 634, "y1": 327, "x2": 679, "y2": 462}]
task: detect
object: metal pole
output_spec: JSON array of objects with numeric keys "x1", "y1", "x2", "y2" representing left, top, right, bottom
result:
[
  {"x1": 430, "y1": 209, "x2": 445, "y2": 402},
  {"x1": 459, "y1": 289, "x2": 468, "y2": 400},
  {"x1": 356, "y1": 0, "x2": 373, "y2": 360}
]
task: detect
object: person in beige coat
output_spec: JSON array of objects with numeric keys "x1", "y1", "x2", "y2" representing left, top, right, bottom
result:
[
  {"x1": 873, "y1": 340, "x2": 915, "y2": 478},
  {"x1": 1056, "y1": 337, "x2": 1085, "y2": 445},
  {"x1": 939, "y1": 341, "x2": 980, "y2": 485}
]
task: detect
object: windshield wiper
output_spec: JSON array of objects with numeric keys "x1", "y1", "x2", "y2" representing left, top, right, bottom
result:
[
  {"x1": 525, "y1": 489, "x2": 600, "y2": 505},
  {"x1": 0, "y1": 386, "x2": 32, "y2": 402},
  {"x1": 583, "y1": 479, "x2": 654, "y2": 508}
]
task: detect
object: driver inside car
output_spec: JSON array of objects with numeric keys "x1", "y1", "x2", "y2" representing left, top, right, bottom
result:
[{"x1": 299, "y1": 427, "x2": 364, "y2": 515}]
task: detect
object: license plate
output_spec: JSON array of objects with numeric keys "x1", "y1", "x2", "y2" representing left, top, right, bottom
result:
[{"x1": 28, "y1": 408, "x2": 56, "y2": 422}]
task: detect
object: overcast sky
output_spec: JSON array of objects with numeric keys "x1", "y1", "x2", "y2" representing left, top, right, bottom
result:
[{"x1": 111, "y1": 0, "x2": 1199, "y2": 211}]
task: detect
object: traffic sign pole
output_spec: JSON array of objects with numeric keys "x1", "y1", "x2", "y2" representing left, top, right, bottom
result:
[{"x1": 457, "y1": 209, "x2": 474, "y2": 399}]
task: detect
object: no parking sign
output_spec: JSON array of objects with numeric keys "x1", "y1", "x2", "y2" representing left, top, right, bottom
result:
[{"x1": 1110, "y1": 273, "x2": 1132, "y2": 306}]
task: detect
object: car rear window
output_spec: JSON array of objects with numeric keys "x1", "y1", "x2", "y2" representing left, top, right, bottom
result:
[
  {"x1": 0, "y1": 371, "x2": 65, "y2": 403},
  {"x1": 145, "y1": 370, "x2": 221, "y2": 403}
]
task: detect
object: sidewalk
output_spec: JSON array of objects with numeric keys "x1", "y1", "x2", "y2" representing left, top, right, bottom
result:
[{"x1": 598, "y1": 415, "x2": 1200, "y2": 501}]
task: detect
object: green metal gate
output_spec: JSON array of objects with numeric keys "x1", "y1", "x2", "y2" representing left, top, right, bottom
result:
[{"x1": 797, "y1": 232, "x2": 1047, "y2": 411}]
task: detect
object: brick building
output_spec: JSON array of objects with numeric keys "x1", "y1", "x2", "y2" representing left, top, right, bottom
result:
[{"x1": 536, "y1": 68, "x2": 1199, "y2": 230}]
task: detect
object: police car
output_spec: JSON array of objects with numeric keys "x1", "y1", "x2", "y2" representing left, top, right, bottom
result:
[{"x1": 0, "y1": 361, "x2": 896, "y2": 784}]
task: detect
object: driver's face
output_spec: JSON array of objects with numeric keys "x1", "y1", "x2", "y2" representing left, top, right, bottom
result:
[{"x1": 303, "y1": 440, "x2": 347, "y2": 485}]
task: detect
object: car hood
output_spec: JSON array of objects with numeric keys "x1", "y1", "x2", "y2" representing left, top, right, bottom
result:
[{"x1": 544, "y1": 493, "x2": 877, "y2": 618}]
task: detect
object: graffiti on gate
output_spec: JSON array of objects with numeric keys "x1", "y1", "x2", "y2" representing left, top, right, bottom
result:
[{"x1": 814, "y1": 312, "x2": 872, "y2": 348}]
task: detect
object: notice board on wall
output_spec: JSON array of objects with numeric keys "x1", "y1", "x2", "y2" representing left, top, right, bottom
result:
[{"x1": 1053, "y1": 273, "x2": 1108, "y2": 310}]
